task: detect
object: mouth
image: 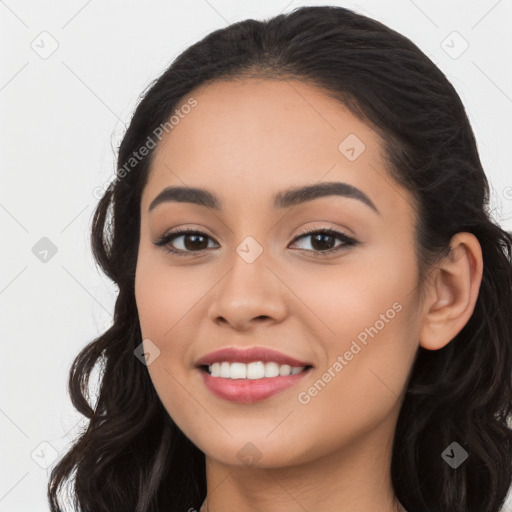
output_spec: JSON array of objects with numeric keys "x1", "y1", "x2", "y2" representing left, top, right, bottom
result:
[
  {"x1": 194, "y1": 346, "x2": 314, "y2": 402},
  {"x1": 199, "y1": 362, "x2": 314, "y2": 379},
  {"x1": 197, "y1": 363, "x2": 314, "y2": 403}
]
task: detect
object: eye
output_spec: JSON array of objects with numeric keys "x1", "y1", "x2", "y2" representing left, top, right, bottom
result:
[
  {"x1": 289, "y1": 228, "x2": 358, "y2": 256},
  {"x1": 153, "y1": 227, "x2": 358, "y2": 257},
  {"x1": 154, "y1": 228, "x2": 219, "y2": 256}
]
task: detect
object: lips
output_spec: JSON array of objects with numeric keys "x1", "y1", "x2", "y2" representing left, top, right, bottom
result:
[
  {"x1": 199, "y1": 367, "x2": 313, "y2": 403},
  {"x1": 194, "y1": 346, "x2": 313, "y2": 368}
]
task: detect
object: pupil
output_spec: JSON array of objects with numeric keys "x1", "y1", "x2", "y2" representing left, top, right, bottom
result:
[
  {"x1": 185, "y1": 234, "x2": 208, "y2": 251},
  {"x1": 312, "y1": 233, "x2": 334, "y2": 251}
]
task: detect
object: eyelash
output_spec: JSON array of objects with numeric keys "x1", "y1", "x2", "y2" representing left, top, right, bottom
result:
[{"x1": 154, "y1": 227, "x2": 358, "y2": 257}]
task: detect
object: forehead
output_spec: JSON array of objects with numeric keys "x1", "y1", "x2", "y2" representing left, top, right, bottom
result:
[
  {"x1": 151, "y1": 78, "x2": 380, "y2": 174},
  {"x1": 142, "y1": 78, "x2": 413, "y2": 222}
]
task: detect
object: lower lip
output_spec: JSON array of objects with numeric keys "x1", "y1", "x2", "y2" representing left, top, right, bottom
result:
[{"x1": 198, "y1": 367, "x2": 313, "y2": 403}]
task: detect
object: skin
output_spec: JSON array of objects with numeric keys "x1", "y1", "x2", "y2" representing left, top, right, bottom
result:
[{"x1": 134, "y1": 78, "x2": 483, "y2": 512}]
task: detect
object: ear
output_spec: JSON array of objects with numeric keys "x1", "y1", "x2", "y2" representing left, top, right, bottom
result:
[{"x1": 419, "y1": 232, "x2": 483, "y2": 351}]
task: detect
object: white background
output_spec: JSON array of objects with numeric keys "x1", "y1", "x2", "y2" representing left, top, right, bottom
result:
[{"x1": 1, "y1": 1, "x2": 511, "y2": 510}]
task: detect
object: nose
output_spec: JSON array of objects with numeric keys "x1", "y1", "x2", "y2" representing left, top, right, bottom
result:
[{"x1": 207, "y1": 247, "x2": 288, "y2": 331}]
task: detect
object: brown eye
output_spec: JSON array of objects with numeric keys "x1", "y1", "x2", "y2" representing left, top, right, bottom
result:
[
  {"x1": 289, "y1": 228, "x2": 358, "y2": 256},
  {"x1": 154, "y1": 229, "x2": 219, "y2": 255}
]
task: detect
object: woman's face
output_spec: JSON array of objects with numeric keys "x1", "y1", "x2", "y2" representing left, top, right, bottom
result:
[{"x1": 135, "y1": 78, "x2": 423, "y2": 468}]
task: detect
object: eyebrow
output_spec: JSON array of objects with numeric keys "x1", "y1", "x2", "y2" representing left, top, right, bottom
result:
[{"x1": 148, "y1": 181, "x2": 379, "y2": 214}]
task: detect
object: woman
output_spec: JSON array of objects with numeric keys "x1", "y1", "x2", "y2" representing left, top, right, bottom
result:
[{"x1": 48, "y1": 5, "x2": 512, "y2": 512}]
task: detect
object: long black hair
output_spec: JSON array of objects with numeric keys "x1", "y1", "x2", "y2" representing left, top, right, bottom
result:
[{"x1": 48, "y1": 5, "x2": 512, "y2": 512}]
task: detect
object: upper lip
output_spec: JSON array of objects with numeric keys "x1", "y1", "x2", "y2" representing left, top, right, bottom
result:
[{"x1": 195, "y1": 346, "x2": 313, "y2": 368}]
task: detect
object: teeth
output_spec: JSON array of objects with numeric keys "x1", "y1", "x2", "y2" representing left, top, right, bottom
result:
[
  {"x1": 219, "y1": 362, "x2": 231, "y2": 378},
  {"x1": 265, "y1": 362, "x2": 280, "y2": 377},
  {"x1": 208, "y1": 361, "x2": 306, "y2": 379},
  {"x1": 247, "y1": 361, "x2": 264, "y2": 379}
]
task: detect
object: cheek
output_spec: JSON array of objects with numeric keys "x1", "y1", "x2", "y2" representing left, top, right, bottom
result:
[
  {"x1": 287, "y1": 245, "x2": 419, "y2": 348},
  {"x1": 290, "y1": 288, "x2": 418, "y2": 463},
  {"x1": 289, "y1": 246, "x2": 420, "y2": 406},
  {"x1": 135, "y1": 251, "x2": 208, "y2": 340},
  {"x1": 134, "y1": 257, "x2": 202, "y2": 419},
  {"x1": 134, "y1": 252, "x2": 214, "y2": 391}
]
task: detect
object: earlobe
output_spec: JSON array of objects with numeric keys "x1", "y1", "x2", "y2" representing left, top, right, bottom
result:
[{"x1": 419, "y1": 232, "x2": 483, "y2": 351}]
